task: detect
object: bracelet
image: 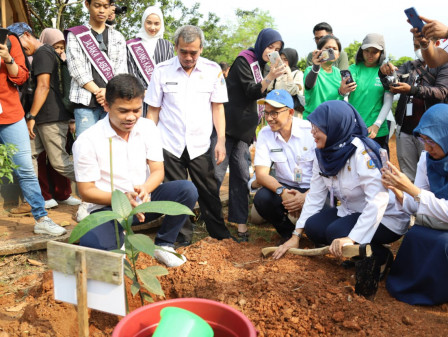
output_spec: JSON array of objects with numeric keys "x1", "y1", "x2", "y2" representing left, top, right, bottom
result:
[
  {"x1": 311, "y1": 65, "x2": 320, "y2": 74},
  {"x1": 292, "y1": 230, "x2": 302, "y2": 238},
  {"x1": 338, "y1": 88, "x2": 348, "y2": 97},
  {"x1": 265, "y1": 78, "x2": 272, "y2": 84}
]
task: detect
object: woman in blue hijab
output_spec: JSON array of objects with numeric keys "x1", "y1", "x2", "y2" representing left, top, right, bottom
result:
[
  {"x1": 273, "y1": 100, "x2": 409, "y2": 298},
  {"x1": 383, "y1": 103, "x2": 448, "y2": 305},
  {"x1": 212, "y1": 28, "x2": 284, "y2": 241}
]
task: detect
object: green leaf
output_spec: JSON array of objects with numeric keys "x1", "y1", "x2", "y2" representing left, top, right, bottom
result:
[
  {"x1": 141, "y1": 265, "x2": 169, "y2": 277},
  {"x1": 127, "y1": 234, "x2": 155, "y2": 257},
  {"x1": 123, "y1": 262, "x2": 136, "y2": 281},
  {"x1": 111, "y1": 190, "x2": 132, "y2": 218},
  {"x1": 68, "y1": 211, "x2": 122, "y2": 243},
  {"x1": 130, "y1": 282, "x2": 140, "y2": 296},
  {"x1": 137, "y1": 268, "x2": 165, "y2": 296},
  {"x1": 141, "y1": 292, "x2": 154, "y2": 303},
  {"x1": 130, "y1": 201, "x2": 194, "y2": 217}
]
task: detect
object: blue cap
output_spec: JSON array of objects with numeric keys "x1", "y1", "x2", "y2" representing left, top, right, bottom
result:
[
  {"x1": 257, "y1": 89, "x2": 294, "y2": 109},
  {"x1": 7, "y1": 22, "x2": 33, "y2": 36}
]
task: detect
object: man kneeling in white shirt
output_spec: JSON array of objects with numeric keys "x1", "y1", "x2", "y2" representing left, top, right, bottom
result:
[
  {"x1": 253, "y1": 89, "x2": 316, "y2": 241},
  {"x1": 73, "y1": 74, "x2": 198, "y2": 267}
]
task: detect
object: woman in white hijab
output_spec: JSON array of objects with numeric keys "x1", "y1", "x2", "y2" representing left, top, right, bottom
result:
[{"x1": 127, "y1": 6, "x2": 174, "y2": 115}]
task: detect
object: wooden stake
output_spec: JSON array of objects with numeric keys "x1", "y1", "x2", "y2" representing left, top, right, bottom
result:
[{"x1": 76, "y1": 250, "x2": 89, "y2": 337}]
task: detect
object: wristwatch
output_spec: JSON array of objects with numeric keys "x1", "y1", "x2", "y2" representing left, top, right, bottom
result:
[
  {"x1": 276, "y1": 186, "x2": 285, "y2": 196},
  {"x1": 414, "y1": 193, "x2": 421, "y2": 203},
  {"x1": 4, "y1": 57, "x2": 14, "y2": 64},
  {"x1": 25, "y1": 112, "x2": 36, "y2": 121},
  {"x1": 292, "y1": 230, "x2": 302, "y2": 238}
]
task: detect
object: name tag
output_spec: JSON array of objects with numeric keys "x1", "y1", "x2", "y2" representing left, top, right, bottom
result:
[
  {"x1": 406, "y1": 103, "x2": 413, "y2": 116},
  {"x1": 270, "y1": 148, "x2": 283, "y2": 153},
  {"x1": 165, "y1": 82, "x2": 178, "y2": 85}
]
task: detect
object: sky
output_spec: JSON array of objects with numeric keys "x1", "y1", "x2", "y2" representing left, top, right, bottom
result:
[{"x1": 181, "y1": 0, "x2": 446, "y2": 60}]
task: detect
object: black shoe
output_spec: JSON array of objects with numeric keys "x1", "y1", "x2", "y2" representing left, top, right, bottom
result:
[
  {"x1": 355, "y1": 256, "x2": 380, "y2": 300},
  {"x1": 237, "y1": 231, "x2": 249, "y2": 242}
]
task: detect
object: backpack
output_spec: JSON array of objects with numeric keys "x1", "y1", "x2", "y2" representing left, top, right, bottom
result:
[{"x1": 5, "y1": 31, "x2": 34, "y2": 113}]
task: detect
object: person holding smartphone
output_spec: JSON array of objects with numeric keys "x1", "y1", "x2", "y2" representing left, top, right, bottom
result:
[
  {"x1": 340, "y1": 33, "x2": 394, "y2": 152},
  {"x1": 302, "y1": 35, "x2": 344, "y2": 120}
]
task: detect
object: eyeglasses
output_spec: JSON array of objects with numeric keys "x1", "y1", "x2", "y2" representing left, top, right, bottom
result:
[
  {"x1": 418, "y1": 136, "x2": 437, "y2": 147},
  {"x1": 263, "y1": 108, "x2": 289, "y2": 119},
  {"x1": 95, "y1": 33, "x2": 107, "y2": 52}
]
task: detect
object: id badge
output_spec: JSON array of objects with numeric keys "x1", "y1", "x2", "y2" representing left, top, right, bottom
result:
[
  {"x1": 406, "y1": 103, "x2": 413, "y2": 116},
  {"x1": 294, "y1": 167, "x2": 302, "y2": 183}
]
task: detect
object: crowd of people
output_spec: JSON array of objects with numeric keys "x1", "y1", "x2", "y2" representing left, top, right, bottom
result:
[{"x1": 1, "y1": 0, "x2": 448, "y2": 304}]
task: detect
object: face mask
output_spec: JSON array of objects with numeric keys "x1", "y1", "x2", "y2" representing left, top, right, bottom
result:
[{"x1": 415, "y1": 49, "x2": 424, "y2": 62}]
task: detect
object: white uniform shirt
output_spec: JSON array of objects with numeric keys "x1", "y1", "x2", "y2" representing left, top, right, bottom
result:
[
  {"x1": 73, "y1": 116, "x2": 163, "y2": 213},
  {"x1": 399, "y1": 152, "x2": 448, "y2": 222},
  {"x1": 254, "y1": 117, "x2": 315, "y2": 189},
  {"x1": 145, "y1": 56, "x2": 228, "y2": 159},
  {"x1": 296, "y1": 137, "x2": 409, "y2": 243}
]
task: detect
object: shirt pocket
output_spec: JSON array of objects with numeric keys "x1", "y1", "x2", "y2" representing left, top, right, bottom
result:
[
  {"x1": 296, "y1": 150, "x2": 314, "y2": 172},
  {"x1": 162, "y1": 83, "x2": 180, "y2": 105},
  {"x1": 269, "y1": 151, "x2": 289, "y2": 180}
]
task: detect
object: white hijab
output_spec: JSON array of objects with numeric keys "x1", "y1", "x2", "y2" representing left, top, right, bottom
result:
[{"x1": 136, "y1": 6, "x2": 165, "y2": 58}]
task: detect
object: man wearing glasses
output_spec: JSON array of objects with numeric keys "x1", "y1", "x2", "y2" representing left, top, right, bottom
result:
[
  {"x1": 305, "y1": 22, "x2": 349, "y2": 70},
  {"x1": 252, "y1": 90, "x2": 316, "y2": 243}
]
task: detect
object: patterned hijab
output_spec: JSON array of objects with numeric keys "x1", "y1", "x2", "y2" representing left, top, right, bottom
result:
[
  {"x1": 413, "y1": 103, "x2": 448, "y2": 199},
  {"x1": 307, "y1": 100, "x2": 382, "y2": 176}
]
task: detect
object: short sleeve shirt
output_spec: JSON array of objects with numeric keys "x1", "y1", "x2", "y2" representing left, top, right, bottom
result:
[
  {"x1": 145, "y1": 56, "x2": 228, "y2": 159},
  {"x1": 73, "y1": 116, "x2": 163, "y2": 213},
  {"x1": 254, "y1": 117, "x2": 316, "y2": 189},
  {"x1": 32, "y1": 44, "x2": 71, "y2": 124}
]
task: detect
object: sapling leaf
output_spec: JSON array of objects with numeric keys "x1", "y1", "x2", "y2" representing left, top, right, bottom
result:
[
  {"x1": 137, "y1": 269, "x2": 165, "y2": 296},
  {"x1": 68, "y1": 211, "x2": 122, "y2": 243},
  {"x1": 127, "y1": 234, "x2": 155, "y2": 257},
  {"x1": 130, "y1": 282, "x2": 140, "y2": 296},
  {"x1": 141, "y1": 292, "x2": 154, "y2": 303},
  {"x1": 130, "y1": 201, "x2": 194, "y2": 217},
  {"x1": 123, "y1": 262, "x2": 135, "y2": 280},
  {"x1": 111, "y1": 190, "x2": 132, "y2": 218}
]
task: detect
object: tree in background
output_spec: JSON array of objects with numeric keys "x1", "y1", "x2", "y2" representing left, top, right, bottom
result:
[
  {"x1": 297, "y1": 57, "x2": 307, "y2": 72},
  {"x1": 390, "y1": 56, "x2": 414, "y2": 68},
  {"x1": 344, "y1": 40, "x2": 362, "y2": 65},
  {"x1": 28, "y1": 0, "x2": 84, "y2": 32}
]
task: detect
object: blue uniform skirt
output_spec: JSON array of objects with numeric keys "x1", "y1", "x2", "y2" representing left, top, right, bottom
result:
[{"x1": 386, "y1": 224, "x2": 448, "y2": 305}]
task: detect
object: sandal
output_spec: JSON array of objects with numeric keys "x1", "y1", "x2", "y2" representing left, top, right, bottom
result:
[{"x1": 237, "y1": 231, "x2": 250, "y2": 242}]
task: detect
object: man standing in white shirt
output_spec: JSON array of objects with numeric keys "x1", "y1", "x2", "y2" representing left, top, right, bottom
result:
[
  {"x1": 146, "y1": 25, "x2": 232, "y2": 243},
  {"x1": 253, "y1": 90, "x2": 316, "y2": 241},
  {"x1": 73, "y1": 74, "x2": 198, "y2": 267}
]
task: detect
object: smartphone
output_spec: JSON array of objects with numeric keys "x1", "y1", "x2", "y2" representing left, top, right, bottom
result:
[
  {"x1": 379, "y1": 148, "x2": 389, "y2": 168},
  {"x1": 268, "y1": 51, "x2": 283, "y2": 66},
  {"x1": 340, "y1": 70, "x2": 354, "y2": 84},
  {"x1": 404, "y1": 7, "x2": 425, "y2": 33},
  {"x1": 0, "y1": 28, "x2": 9, "y2": 45},
  {"x1": 320, "y1": 48, "x2": 335, "y2": 62}
]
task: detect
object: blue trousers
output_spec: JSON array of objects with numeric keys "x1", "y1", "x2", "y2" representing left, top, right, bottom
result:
[
  {"x1": 79, "y1": 180, "x2": 198, "y2": 251},
  {"x1": 74, "y1": 106, "x2": 106, "y2": 136},
  {"x1": 0, "y1": 118, "x2": 47, "y2": 220},
  {"x1": 305, "y1": 208, "x2": 402, "y2": 264},
  {"x1": 253, "y1": 183, "x2": 309, "y2": 238}
]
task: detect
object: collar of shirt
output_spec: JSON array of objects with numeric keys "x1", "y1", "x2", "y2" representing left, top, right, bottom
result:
[{"x1": 173, "y1": 56, "x2": 205, "y2": 74}]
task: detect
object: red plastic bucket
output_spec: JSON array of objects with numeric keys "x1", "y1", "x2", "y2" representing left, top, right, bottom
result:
[{"x1": 112, "y1": 298, "x2": 257, "y2": 337}]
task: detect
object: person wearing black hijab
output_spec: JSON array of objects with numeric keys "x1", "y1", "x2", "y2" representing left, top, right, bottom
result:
[{"x1": 212, "y1": 28, "x2": 284, "y2": 240}]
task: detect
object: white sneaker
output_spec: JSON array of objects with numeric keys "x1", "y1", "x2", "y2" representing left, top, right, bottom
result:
[
  {"x1": 34, "y1": 216, "x2": 67, "y2": 236},
  {"x1": 58, "y1": 196, "x2": 82, "y2": 206},
  {"x1": 154, "y1": 246, "x2": 186, "y2": 267},
  {"x1": 76, "y1": 202, "x2": 90, "y2": 222},
  {"x1": 44, "y1": 199, "x2": 58, "y2": 209}
]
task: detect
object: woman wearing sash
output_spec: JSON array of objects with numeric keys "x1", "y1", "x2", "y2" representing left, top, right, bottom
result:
[
  {"x1": 127, "y1": 6, "x2": 174, "y2": 117},
  {"x1": 213, "y1": 28, "x2": 285, "y2": 241},
  {"x1": 383, "y1": 103, "x2": 448, "y2": 305}
]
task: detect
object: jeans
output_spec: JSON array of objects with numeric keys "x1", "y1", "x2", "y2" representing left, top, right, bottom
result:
[
  {"x1": 0, "y1": 118, "x2": 46, "y2": 220},
  {"x1": 305, "y1": 208, "x2": 402, "y2": 265},
  {"x1": 79, "y1": 180, "x2": 198, "y2": 251},
  {"x1": 74, "y1": 107, "x2": 107, "y2": 136},
  {"x1": 212, "y1": 134, "x2": 250, "y2": 224}
]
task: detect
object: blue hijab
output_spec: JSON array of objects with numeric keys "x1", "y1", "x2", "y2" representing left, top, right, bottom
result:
[
  {"x1": 249, "y1": 28, "x2": 284, "y2": 67},
  {"x1": 413, "y1": 103, "x2": 448, "y2": 199},
  {"x1": 307, "y1": 101, "x2": 382, "y2": 177}
]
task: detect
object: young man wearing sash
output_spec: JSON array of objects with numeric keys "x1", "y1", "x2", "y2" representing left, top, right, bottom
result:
[
  {"x1": 65, "y1": 0, "x2": 127, "y2": 137},
  {"x1": 145, "y1": 25, "x2": 234, "y2": 244}
]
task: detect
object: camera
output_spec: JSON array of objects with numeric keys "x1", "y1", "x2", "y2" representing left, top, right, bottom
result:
[
  {"x1": 114, "y1": 4, "x2": 127, "y2": 15},
  {"x1": 320, "y1": 48, "x2": 335, "y2": 62},
  {"x1": 380, "y1": 72, "x2": 409, "y2": 89}
]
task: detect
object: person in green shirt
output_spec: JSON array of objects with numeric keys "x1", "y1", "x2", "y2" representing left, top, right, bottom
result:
[
  {"x1": 340, "y1": 33, "x2": 394, "y2": 151},
  {"x1": 303, "y1": 35, "x2": 344, "y2": 120}
]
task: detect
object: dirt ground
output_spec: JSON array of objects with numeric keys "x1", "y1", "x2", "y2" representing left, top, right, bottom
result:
[{"x1": 1, "y1": 136, "x2": 448, "y2": 336}]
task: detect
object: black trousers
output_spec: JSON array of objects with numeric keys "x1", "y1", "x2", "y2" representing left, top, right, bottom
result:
[{"x1": 163, "y1": 147, "x2": 231, "y2": 240}]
